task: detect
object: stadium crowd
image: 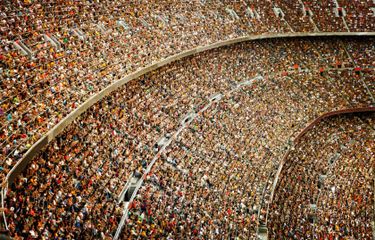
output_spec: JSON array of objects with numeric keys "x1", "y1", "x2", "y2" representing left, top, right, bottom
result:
[
  {"x1": 3, "y1": 36, "x2": 373, "y2": 239},
  {"x1": 269, "y1": 113, "x2": 374, "y2": 239},
  {"x1": 120, "y1": 47, "x2": 374, "y2": 240},
  {"x1": 1, "y1": 0, "x2": 374, "y2": 180}
]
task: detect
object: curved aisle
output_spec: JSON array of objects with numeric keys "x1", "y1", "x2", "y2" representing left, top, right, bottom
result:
[
  {"x1": 269, "y1": 113, "x2": 374, "y2": 239},
  {"x1": 3, "y1": 37, "x2": 374, "y2": 239},
  {"x1": 4, "y1": 34, "x2": 375, "y2": 185},
  {"x1": 1, "y1": 0, "x2": 375, "y2": 182}
]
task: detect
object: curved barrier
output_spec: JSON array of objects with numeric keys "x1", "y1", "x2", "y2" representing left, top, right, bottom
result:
[
  {"x1": 264, "y1": 106, "x2": 375, "y2": 227},
  {"x1": 5, "y1": 32, "x2": 375, "y2": 186}
]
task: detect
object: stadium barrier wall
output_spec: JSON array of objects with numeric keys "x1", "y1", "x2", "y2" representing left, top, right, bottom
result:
[{"x1": 5, "y1": 32, "x2": 375, "y2": 185}]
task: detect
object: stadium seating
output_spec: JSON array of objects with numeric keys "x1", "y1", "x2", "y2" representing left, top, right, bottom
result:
[
  {"x1": 4, "y1": 36, "x2": 374, "y2": 238},
  {"x1": 269, "y1": 113, "x2": 374, "y2": 239},
  {"x1": 1, "y1": 1, "x2": 374, "y2": 179},
  {"x1": 1, "y1": 1, "x2": 374, "y2": 239}
]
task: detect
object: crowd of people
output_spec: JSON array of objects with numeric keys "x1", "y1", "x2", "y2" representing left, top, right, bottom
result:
[
  {"x1": 3, "y1": 35, "x2": 373, "y2": 239},
  {"x1": 269, "y1": 113, "x2": 374, "y2": 239},
  {"x1": 336, "y1": 0, "x2": 375, "y2": 31},
  {"x1": 0, "y1": 1, "x2": 374, "y2": 238},
  {"x1": 1, "y1": 0, "x2": 374, "y2": 180},
  {"x1": 120, "y1": 44, "x2": 374, "y2": 239},
  {"x1": 0, "y1": 0, "x2": 253, "y2": 173}
]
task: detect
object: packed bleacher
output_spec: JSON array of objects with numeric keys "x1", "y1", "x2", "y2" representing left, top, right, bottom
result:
[
  {"x1": 3, "y1": 35, "x2": 374, "y2": 238},
  {"x1": 1, "y1": 0, "x2": 375, "y2": 182},
  {"x1": 337, "y1": 0, "x2": 375, "y2": 31},
  {"x1": 269, "y1": 113, "x2": 374, "y2": 239}
]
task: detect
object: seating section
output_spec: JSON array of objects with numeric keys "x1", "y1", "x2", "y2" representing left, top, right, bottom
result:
[
  {"x1": 269, "y1": 113, "x2": 374, "y2": 239},
  {"x1": 272, "y1": 0, "x2": 316, "y2": 32},
  {"x1": 337, "y1": 0, "x2": 375, "y2": 31},
  {"x1": 4, "y1": 37, "x2": 374, "y2": 238},
  {"x1": 1, "y1": 1, "x2": 374, "y2": 179}
]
